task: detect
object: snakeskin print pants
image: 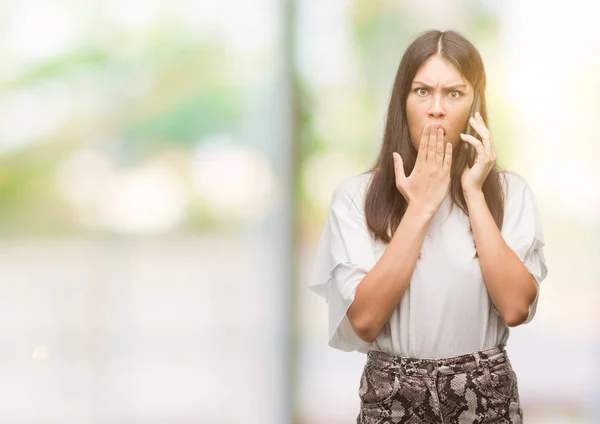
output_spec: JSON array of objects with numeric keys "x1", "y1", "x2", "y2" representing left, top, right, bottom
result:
[{"x1": 357, "y1": 345, "x2": 522, "y2": 423}]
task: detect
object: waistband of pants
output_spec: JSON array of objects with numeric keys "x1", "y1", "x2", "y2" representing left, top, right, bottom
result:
[{"x1": 366, "y1": 344, "x2": 509, "y2": 376}]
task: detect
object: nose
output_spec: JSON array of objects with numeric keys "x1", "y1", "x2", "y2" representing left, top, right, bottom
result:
[{"x1": 427, "y1": 94, "x2": 445, "y2": 119}]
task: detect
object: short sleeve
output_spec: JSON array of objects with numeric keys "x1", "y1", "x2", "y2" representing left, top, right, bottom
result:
[
  {"x1": 500, "y1": 171, "x2": 549, "y2": 324},
  {"x1": 307, "y1": 175, "x2": 376, "y2": 352}
]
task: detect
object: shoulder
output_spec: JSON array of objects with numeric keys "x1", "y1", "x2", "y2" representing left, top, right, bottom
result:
[
  {"x1": 330, "y1": 171, "x2": 374, "y2": 214},
  {"x1": 499, "y1": 170, "x2": 542, "y2": 218},
  {"x1": 499, "y1": 170, "x2": 534, "y2": 198}
]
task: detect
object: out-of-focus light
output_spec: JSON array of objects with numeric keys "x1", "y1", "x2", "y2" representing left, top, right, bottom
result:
[
  {"x1": 6, "y1": 3, "x2": 78, "y2": 63},
  {"x1": 68, "y1": 66, "x2": 120, "y2": 117},
  {"x1": 176, "y1": 0, "x2": 221, "y2": 40},
  {"x1": 176, "y1": 1, "x2": 276, "y2": 54},
  {"x1": 540, "y1": 160, "x2": 600, "y2": 228},
  {"x1": 56, "y1": 149, "x2": 115, "y2": 208},
  {"x1": 501, "y1": 0, "x2": 600, "y2": 230},
  {"x1": 302, "y1": 152, "x2": 358, "y2": 211},
  {"x1": 56, "y1": 150, "x2": 189, "y2": 234},
  {"x1": 193, "y1": 136, "x2": 276, "y2": 221},
  {"x1": 98, "y1": 163, "x2": 188, "y2": 234},
  {"x1": 0, "y1": 83, "x2": 73, "y2": 151},
  {"x1": 297, "y1": 0, "x2": 354, "y2": 86},
  {"x1": 104, "y1": 0, "x2": 161, "y2": 31},
  {"x1": 218, "y1": 5, "x2": 276, "y2": 54}
]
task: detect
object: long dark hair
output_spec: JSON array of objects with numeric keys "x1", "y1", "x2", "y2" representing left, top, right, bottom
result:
[{"x1": 364, "y1": 30, "x2": 505, "y2": 243}]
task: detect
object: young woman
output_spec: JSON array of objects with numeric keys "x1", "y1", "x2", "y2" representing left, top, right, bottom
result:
[{"x1": 308, "y1": 30, "x2": 548, "y2": 423}]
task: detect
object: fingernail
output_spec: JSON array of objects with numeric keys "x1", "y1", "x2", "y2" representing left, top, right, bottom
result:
[{"x1": 460, "y1": 133, "x2": 466, "y2": 138}]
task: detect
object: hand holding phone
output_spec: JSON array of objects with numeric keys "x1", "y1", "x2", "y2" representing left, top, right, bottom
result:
[{"x1": 460, "y1": 93, "x2": 499, "y2": 193}]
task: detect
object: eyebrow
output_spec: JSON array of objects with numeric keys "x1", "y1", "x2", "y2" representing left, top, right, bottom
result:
[{"x1": 412, "y1": 81, "x2": 468, "y2": 90}]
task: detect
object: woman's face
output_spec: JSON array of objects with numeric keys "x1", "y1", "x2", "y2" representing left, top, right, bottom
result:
[{"x1": 406, "y1": 55, "x2": 474, "y2": 151}]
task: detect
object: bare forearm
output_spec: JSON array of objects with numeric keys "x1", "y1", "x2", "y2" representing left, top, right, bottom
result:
[
  {"x1": 465, "y1": 189, "x2": 538, "y2": 326},
  {"x1": 348, "y1": 204, "x2": 432, "y2": 342}
]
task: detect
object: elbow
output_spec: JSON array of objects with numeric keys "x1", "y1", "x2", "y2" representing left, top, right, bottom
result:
[
  {"x1": 350, "y1": 316, "x2": 380, "y2": 343},
  {"x1": 503, "y1": 290, "x2": 536, "y2": 327},
  {"x1": 356, "y1": 327, "x2": 379, "y2": 343},
  {"x1": 505, "y1": 275, "x2": 539, "y2": 327},
  {"x1": 503, "y1": 307, "x2": 530, "y2": 327}
]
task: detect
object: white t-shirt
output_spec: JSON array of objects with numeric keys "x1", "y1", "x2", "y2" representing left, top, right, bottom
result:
[{"x1": 308, "y1": 170, "x2": 548, "y2": 359}]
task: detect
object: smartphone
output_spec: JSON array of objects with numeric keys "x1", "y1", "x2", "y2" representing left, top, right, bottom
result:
[{"x1": 464, "y1": 93, "x2": 481, "y2": 164}]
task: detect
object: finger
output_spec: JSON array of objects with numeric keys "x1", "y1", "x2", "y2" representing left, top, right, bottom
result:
[
  {"x1": 460, "y1": 133, "x2": 486, "y2": 158},
  {"x1": 443, "y1": 142, "x2": 452, "y2": 172},
  {"x1": 427, "y1": 125, "x2": 438, "y2": 164},
  {"x1": 468, "y1": 115, "x2": 490, "y2": 140},
  {"x1": 416, "y1": 123, "x2": 431, "y2": 166},
  {"x1": 435, "y1": 128, "x2": 445, "y2": 165},
  {"x1": 469, "y1": 114, "x2": 489, "y2": 138},
  {"x1": 392, "y1": 152, "x2": 406, "y2": 183},
  {"x1": 468, "y1": 116, "x2": 493, "y2": 156},
  {"x1": 475, "y1": 111, "x2": 486, "y2": 127},
  {"x1": 474, "y1": 112, "x2": 489, "y2": 135},
  {"x1": 473, "y1": 113, "x2": 495, "y2": 157}
]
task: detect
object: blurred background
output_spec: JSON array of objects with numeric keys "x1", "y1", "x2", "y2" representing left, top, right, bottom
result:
[{"x1": 0, "y1": 0, "x2": 598, "y2": 422}]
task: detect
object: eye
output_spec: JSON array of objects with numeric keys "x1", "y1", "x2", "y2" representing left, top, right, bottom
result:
[
  {"x1": 415, "y1": 88, "x2": 428, "y2": 96},
  {"x1": 448, "y1": 90, "x2": 461, "y2": 99}
]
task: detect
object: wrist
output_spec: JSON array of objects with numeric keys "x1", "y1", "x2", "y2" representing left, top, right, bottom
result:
[
  {"x1": 463, "y1": 188, "x2": 484, "y2": 202},
  {"x1": 405, "y1": 202, "x2": 435, "y2": 224}
]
